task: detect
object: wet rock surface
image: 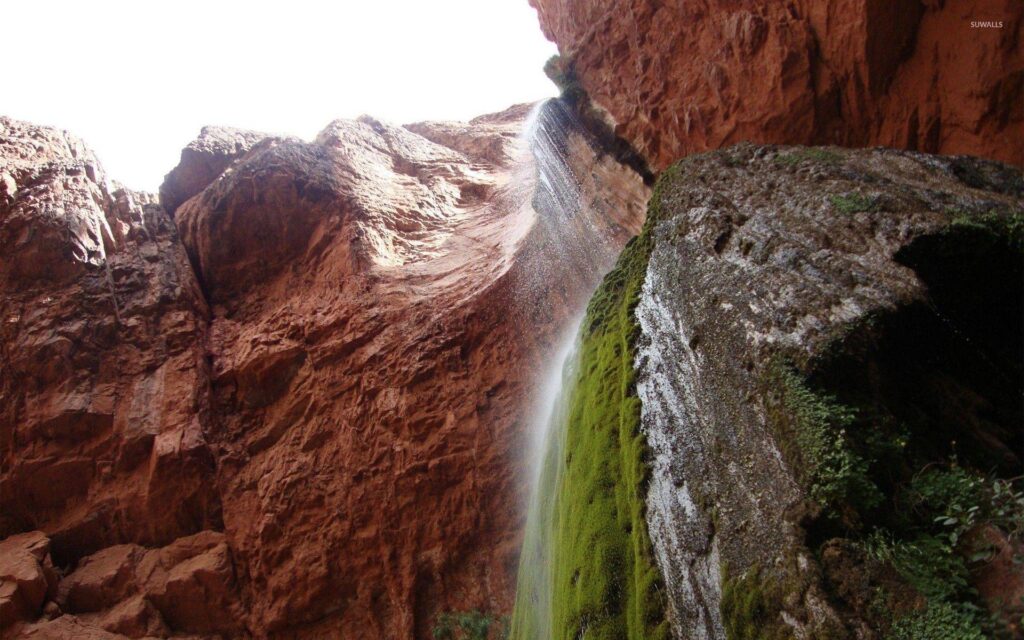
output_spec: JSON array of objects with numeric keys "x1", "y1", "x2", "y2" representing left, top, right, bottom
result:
[{"x1": 530, "y1": 0, "x2": 1024, "y2": 170}]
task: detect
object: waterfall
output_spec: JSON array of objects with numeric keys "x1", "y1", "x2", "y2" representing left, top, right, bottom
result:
[
  {"x1": 512, "y1": 319, "x2": 581, "y2": 640},
  {"x1": 511, "y1": 99, "x2": 622, "y2": 307},
  {"x1": 509, "y1": 98, "x2": 627, "y2": 640}
]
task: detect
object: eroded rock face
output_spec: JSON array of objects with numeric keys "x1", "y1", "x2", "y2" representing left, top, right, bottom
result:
[
  {"x1": 0, "y1": 101, "x2": 648, "y2": 638},
  {"x1": 159, "y1": 126, "x2": 266, "y2": 217},
  {"x1": 0, "y1": 117, "x2": 222, "y2": 569},
  {"x1": 176, "y1": 101, "x2": 646, "y2": 637},
  {"x1": 633, "y1": 147, "x2": 1022, "y2": 637},
  {"x1": 529, "y1": 0, "x2": 1024, "y2": 170}
]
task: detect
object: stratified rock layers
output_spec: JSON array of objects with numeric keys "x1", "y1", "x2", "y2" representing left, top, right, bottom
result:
[
  {"x1": 530, "y1": 0, "x2": 1024, "y2": 170},
  {"x1": 0, "y1": 104, "x2": 649, "y2": 638}
]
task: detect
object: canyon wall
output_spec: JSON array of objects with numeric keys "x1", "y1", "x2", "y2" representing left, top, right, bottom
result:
[
  {"x1": 511, "y1": 143, "x2": 1023, "y2": 639},
  {"x1": 633, "y1": 148, "x2": 1022, "y2": 639},
  {"x1": 0, "y1": 103, "x2": 649, "y2": 638},
  {"x1": 510, "y1": 4, "x2": 1024, "y2": 636},
  {"x1": 530, "y1": 0, "x2": 1024, "y2": 170}
]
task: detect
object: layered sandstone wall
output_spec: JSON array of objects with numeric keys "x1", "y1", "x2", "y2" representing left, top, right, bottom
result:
[{"x1": 530, "y1": 0, "x2": 1023, "y2": 170}]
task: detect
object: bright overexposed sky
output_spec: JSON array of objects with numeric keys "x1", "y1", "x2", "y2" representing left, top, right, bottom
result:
[{"x1": 2, "y1": 0, "x2": 558, "y2": 190}]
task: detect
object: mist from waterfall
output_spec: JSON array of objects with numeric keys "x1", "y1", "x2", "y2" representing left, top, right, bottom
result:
[{"x1": 512, "y1": 329, "x2": 580, "y2": 640}]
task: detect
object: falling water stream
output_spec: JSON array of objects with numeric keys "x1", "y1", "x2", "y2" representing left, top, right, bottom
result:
[
  {"x1": 513, "y1": 325, "x2": 580, "y2": 640},
  {"x1": 509, "y1": 99, "x2": 625, "y2": 640}
]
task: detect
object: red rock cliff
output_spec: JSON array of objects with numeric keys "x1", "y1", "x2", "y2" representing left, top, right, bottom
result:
[
  {"x1": 0, "y1": 105, "x2": 649, "y2": 638},
  {"x1": 530, "y1": 0, "x2": 1023, "y2": 170}
]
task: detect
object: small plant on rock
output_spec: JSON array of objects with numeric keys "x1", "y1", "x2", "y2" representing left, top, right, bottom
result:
[
  {"x1": 773, "y1": 148, "x2": 843, "y2": 166},
  {"x1": 830, "y1": 192, "x2": 877, "y2": 214},
  {"x1": 888, "y1": 602, "x2": 986, "y2": 640},
  {"x1": 864, "y1": 463, "x2": 1024, "y2": 639},
  {"x1": 768, "y1": 361, "x2": 882, "y2": 518}
]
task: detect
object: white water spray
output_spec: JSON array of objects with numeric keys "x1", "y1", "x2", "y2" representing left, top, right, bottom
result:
[{"x1": 510, "y1": 98, "x2": 635, "y2": 639}]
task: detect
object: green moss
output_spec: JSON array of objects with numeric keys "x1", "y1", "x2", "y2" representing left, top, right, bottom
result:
[
  {"x1": 511, "y1": 172, "x2": 671, "y2": 640},
  {"x1": 829, "y1": 193, "x2": 877, "y2": 214},
  {"x1": 433, "y1": 611, "x2": 499, "y2": 640},
  {"x1": 774, "y1": 148, "x2": 843, "y2": 166},
  {"x1": 766, "y1": 360, "x2": 882, "y2": 518},
  {"x1": 542, "y1": 54, "x2": 586, "y2": 103},
  {"x1": 720, "y1": 557, "x2": 845, "y2": 640},
  {"x1": 720, "y1": 564, "x2": 789, "y2": 640}
]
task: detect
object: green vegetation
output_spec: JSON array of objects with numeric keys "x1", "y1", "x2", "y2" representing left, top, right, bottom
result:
[
  {"x1": 720, "y1": 564, "x2": 789, "y2": 640},
  {"x1": 510, "y1": 170, "x2": 673, "y2": 640},
  {"x1": 510, "y1": 149, "x2": 1022, "y2": 640},
  {"x1": 887, "y1": 602, "x2": 985, "y2": 640},
  {"x1": 865, "y1": 466, "x2": 1024, "y2": 638},
  {"x1": 543, "y1": 54, "x2": 585, "y2": 103},
  {"x1": 767, "y1": 353, "x2": 1024, "y2": 638},
  {"x1": 774, "y1": 148, "x2": 843, "y2": 166},
  {"x1": 433, "y1": 611, "x2": 506, "y2": 640},
  {"x1": 767, "y1": 361, "x2": 882, "y2": 518},
  {"x1": 829, "y1": 192, "x2": 877, "y2": 214},
  {"x1": 720, "y1": 556, "x2": 845, "y2": 640},
  {"x1": 548, "y1": 230, "x2": 667, "y2": 640},
  {"x1": 947, "y1": 210, "x2": 1024, "y2": 253}
]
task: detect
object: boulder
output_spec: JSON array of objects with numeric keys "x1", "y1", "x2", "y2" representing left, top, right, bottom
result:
[{"x1": 0, "y1": 532, "x2": 58, "y2": 627}]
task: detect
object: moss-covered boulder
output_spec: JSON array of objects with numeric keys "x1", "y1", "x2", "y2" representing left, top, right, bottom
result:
[{"x1": 514, "y1": 144, "x2": 1023, "y2": 640}]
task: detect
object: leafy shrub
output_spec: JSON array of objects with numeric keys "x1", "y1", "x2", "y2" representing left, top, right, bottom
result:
[
  {"x1": 865, "y1": 465, "x2": 1024, "y2": 638},
  {"x1": 865, "y1": 531, "x2": 969, "y2": 602},
  {"x1": 907, "y1": 465, "x2": 1024, "y2": 548},
  {"x1": 888, "y1": 602, "x2": 985, "y2": 640}
]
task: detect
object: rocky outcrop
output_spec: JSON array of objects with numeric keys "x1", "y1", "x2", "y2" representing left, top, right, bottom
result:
[
  {"x1": 529, "y1": 0, "x2": 1024, "y2": 170},
  {"x1": 641, "y1": 149, "x2": 1022, "y2": 639},
  {"x1": 0, "y1": 116, "x2": 222, "y2": 568},
  {"x1": 512, "y1": 144, "x2": 1022, "y2": 638},
  {"x1": 0, "y1": 100, "x2": 649, "y2": 637},
  {"x1": 174, "y1": 101, "x2": 646, "y2": 638},
  {"x1": 158, "y1": 126, "x2": 265, "y2": 218},
  {"x1": 9, "y1": 530, "x2": 238, "y2": 637}
]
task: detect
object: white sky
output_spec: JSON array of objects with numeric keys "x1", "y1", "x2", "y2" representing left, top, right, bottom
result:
[{"x1": 2, "y1": 0, "x2": 558, "y2": 191}]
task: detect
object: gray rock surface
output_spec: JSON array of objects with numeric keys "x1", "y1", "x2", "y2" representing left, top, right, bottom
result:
[{"x1": 635, "y1": 144, "x2": 1023, "y2": 638}]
